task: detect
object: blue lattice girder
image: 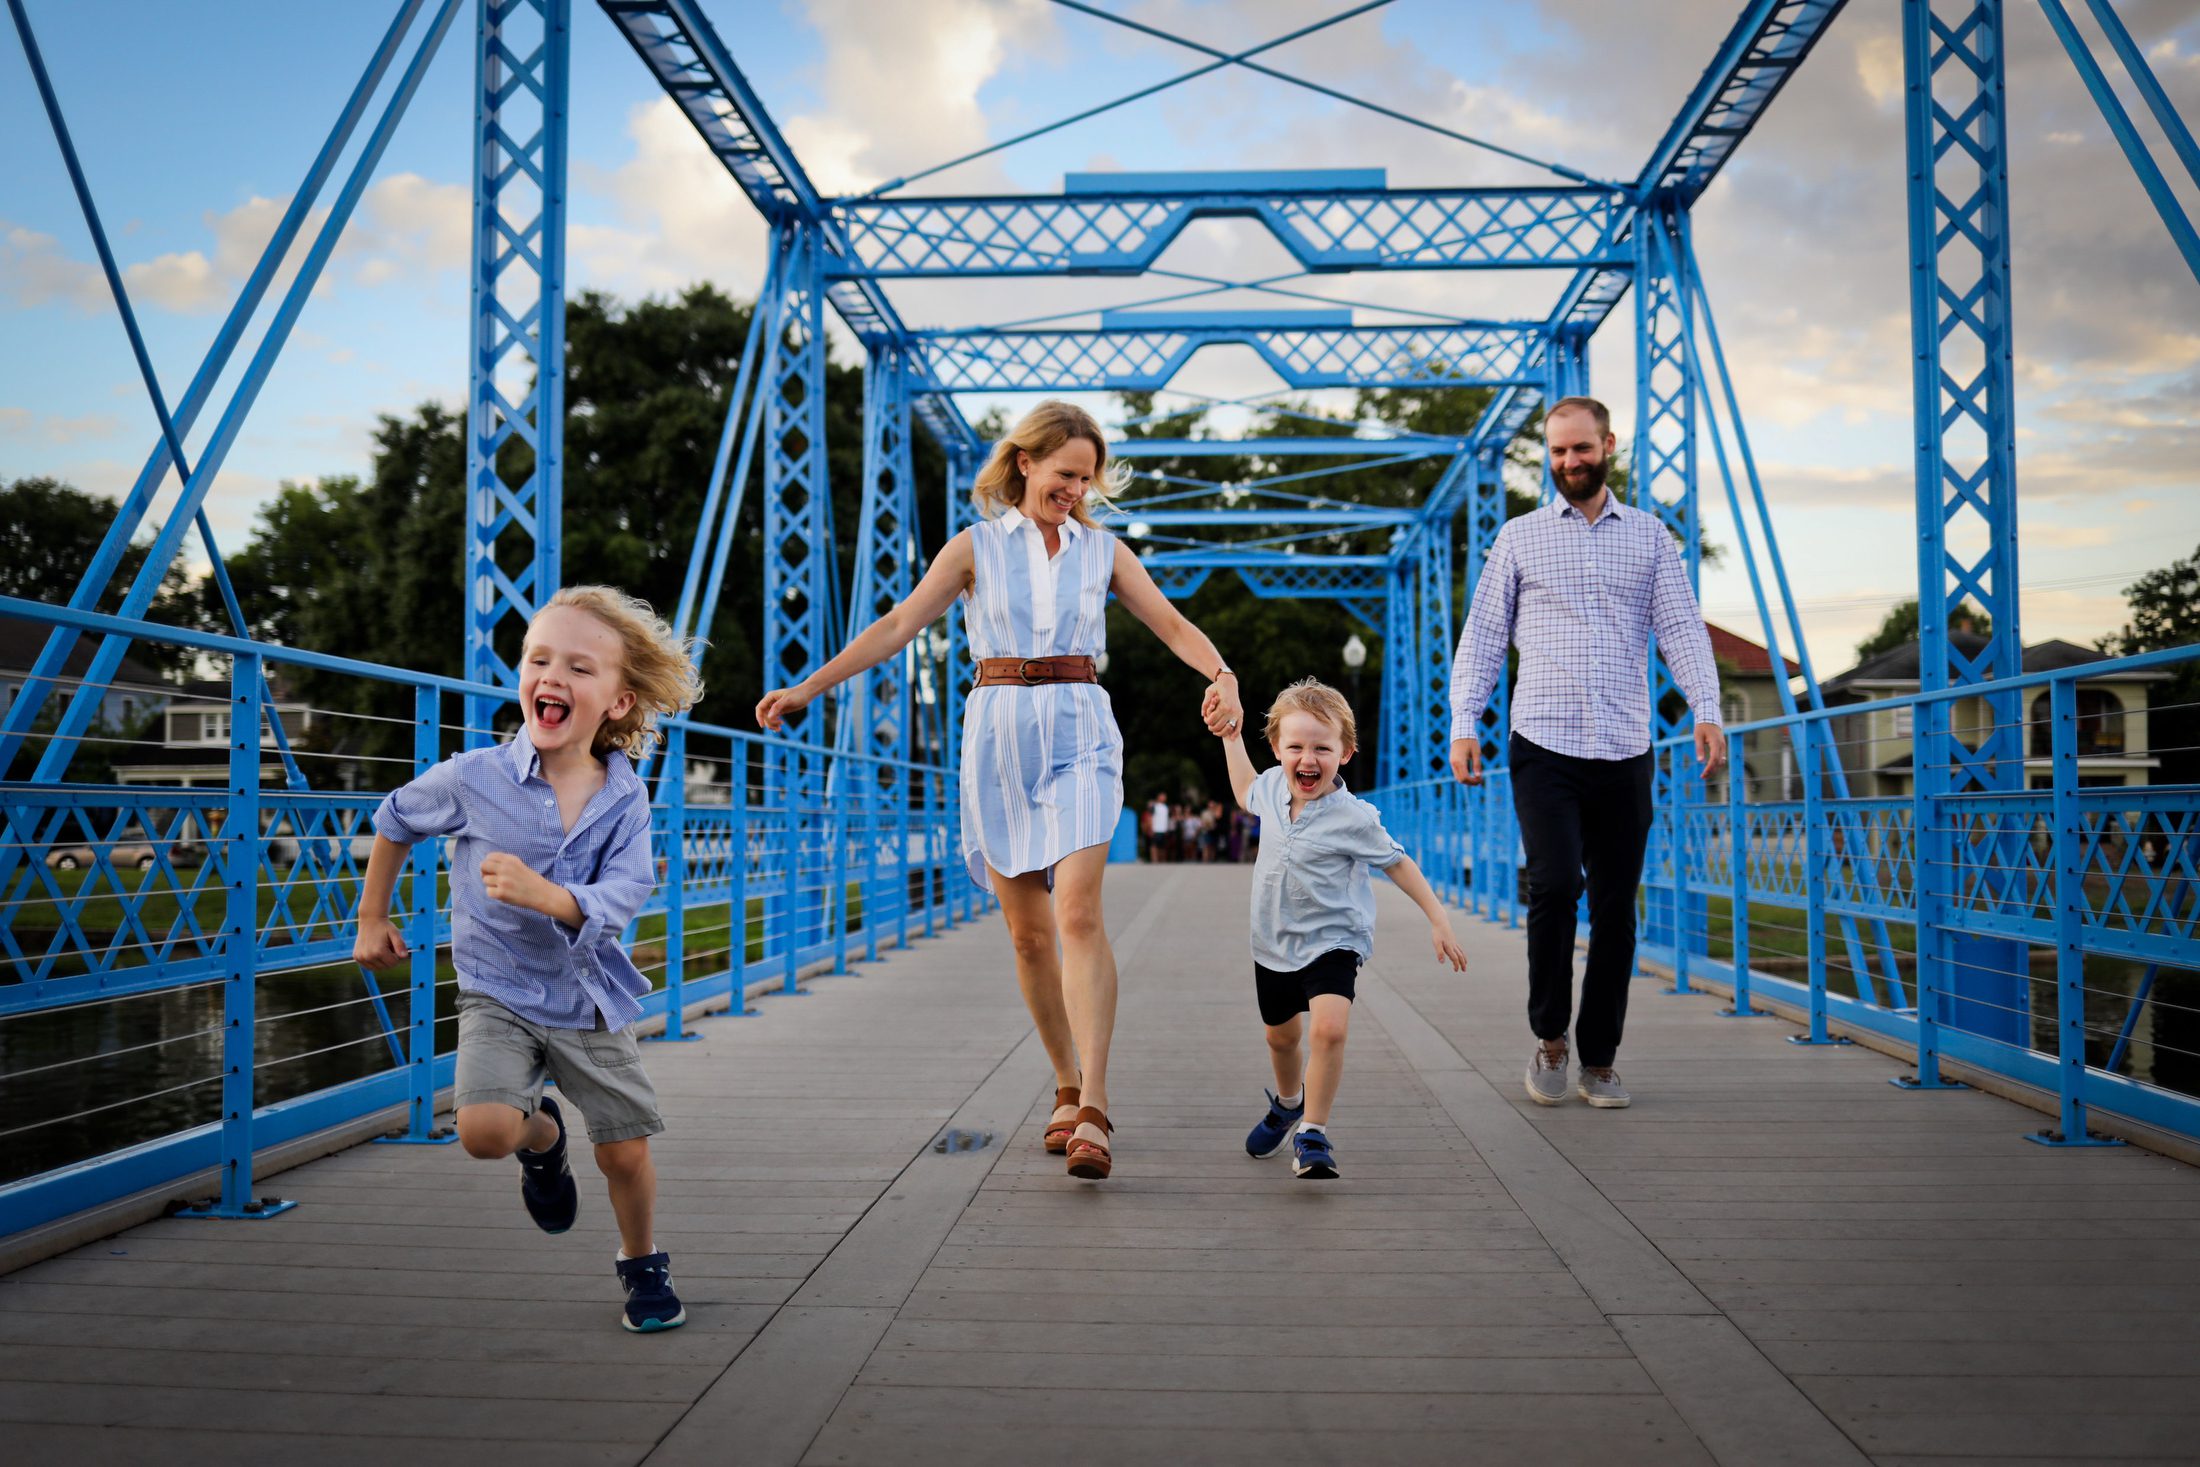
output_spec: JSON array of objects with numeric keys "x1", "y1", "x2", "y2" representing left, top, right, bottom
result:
[
  {"x1": 912, "y1": 320, "x2": 1542, "y2": 394},
  {"x1": 841, "y1": 342, "x2": 918, "y2": 766},
  {"x1": 831, "y1": 182, "x2": 1626, "y2": 277},
  {"x1": 465, "y1": 0, "x2": 570, "y2": 730},
  {"x1": 762, "y1": 222, "x2": 837, "y2": 734}
]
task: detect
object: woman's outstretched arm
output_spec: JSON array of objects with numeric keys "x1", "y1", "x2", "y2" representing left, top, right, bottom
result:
[
  {"x1": 1110, "y1": 540, "x2": 1242, "y2": 734},
  {"x1": 756, "y1": 530, "x2": 975, "y2": 731}
]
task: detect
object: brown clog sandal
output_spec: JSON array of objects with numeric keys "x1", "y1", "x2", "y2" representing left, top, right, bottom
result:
[
  {"x1": 1064, "y1": 1106, "x2": 1113, "y2": 1181},
  {"x1": 1042, "y1": 1085, "x2": 1081, "y2": 1154}
]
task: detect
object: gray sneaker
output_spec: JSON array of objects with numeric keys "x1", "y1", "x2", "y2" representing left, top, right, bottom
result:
[
  {"x1": 1525, "y1": 1040, "x2": 1570, "y2": 1106},
  {"x1": 1578, "y1": 1066, "x2": 1631, "y2": 1108}
]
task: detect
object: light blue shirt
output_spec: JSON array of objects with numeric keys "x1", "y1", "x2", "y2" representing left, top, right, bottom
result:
[
  {"x1": 1244, "y1": 766, "x2": 1406, "y2": 972},
  {"x1": 372, "y1": 730, "x2": 655, "y2": 1031}
]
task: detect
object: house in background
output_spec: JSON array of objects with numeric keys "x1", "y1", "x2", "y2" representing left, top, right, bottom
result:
[
  {"x1": 1821, "y1": 632, "x2": 2167, "y2": 796},
  {"x1": 0, "y1": 612, "x2": 171, "y2": 736},
  {"x1": 1705, "y1": 620, "x2": 1804, "y2": 800},
  {"x1": 111, "y1": 677, "x2": 326, "y2": 789}
]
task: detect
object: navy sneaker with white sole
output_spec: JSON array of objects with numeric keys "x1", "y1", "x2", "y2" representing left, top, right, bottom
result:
[
  {"x1": 1245, "y1": 1089, "x2": 1305, "y2": 1158},
  {"x1": 616, "y1": 1252, "x2": 687, "y2": 1332},
  {"x1": 1292, "y1": 1127, "x2": 1339, "y2": 1180},
  {"x1": 517, "y1": 1094, "x2": 579, "y2": 1234}
]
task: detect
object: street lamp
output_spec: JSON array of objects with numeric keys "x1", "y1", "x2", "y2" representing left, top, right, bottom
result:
[{"x1": 1341, "y1": 632, "x2": 1366, "y2": 707}]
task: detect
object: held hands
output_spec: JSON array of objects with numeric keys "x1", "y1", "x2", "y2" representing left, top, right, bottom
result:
[
  {"x1": 755, "y1": 685, "x2": 813, "y2": 732},
  {"x1": 1449, "y1": 737, "x2": 1484, "y2": 786},
  {"x1": 1431, "y1": 920, "x2": 1469, "y2": 973},
  {"x1": 1695, "y1": 722, "x2": 1728, "y2": 774},
  {"x1": 353, "y1": 917, "x2": 409, "y2": 972},
  {"x1": 1201, "y1": 676, "x2": 1243, "y2": 737},
  {"x1": 481, "y1": 852, "x2": 556, "y2": 914}
]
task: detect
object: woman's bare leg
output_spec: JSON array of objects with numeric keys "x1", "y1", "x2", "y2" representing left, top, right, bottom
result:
[
  {"x1": 1049, "y1": 843, "x2": 1117, "y2": 1148},
  {"x1": 989, "y1": 865, "x2": 1080, "y2": 1133}
]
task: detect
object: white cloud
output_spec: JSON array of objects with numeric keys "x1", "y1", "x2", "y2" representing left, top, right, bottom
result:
[
  {"x1": 0, "y1": 406, "x2": 126, "y2": 445},
  {"x1": 0, "y1": 222, "x2": 107, "y2": 311}
]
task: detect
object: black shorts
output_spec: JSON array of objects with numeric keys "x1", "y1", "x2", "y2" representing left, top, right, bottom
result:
[{"x1": 1253, "y1": 949, "x2": 1361, "y2": 1028}]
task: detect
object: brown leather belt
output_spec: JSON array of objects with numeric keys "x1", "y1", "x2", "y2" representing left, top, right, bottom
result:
[{"x1": 973, "y1": 655, "x2": 1100, "y2": 688}]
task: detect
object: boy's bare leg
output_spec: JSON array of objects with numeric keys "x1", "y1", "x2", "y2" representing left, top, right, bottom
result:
[
  {"x1": 989, "y1": 864, "x2": 1081, "y2": 1133},
  {"x1": 456, "y1": 1101, "x2": 557, "y2": 1160},
  {"x1": 1302, "y1": 994, "x2": 1352, "y2": 1127},
  {"x1": 1265, "y1": 1014, "x2": 1305, "y2": 1099},
  {"x1": 595, "y1": 1138, "x2": 656, "y2": 1257}
]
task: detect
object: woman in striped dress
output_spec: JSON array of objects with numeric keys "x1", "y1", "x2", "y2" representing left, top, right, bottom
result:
[{"x1": 757, "y1": 401, "x2": 1241, "y2": 1180}]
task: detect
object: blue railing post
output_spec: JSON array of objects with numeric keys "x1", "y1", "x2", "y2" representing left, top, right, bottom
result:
[
  {"x1": 1896, "y1": 697, "x2": 1965, "y2": 1088},
  {"x1": 649, "y1": 724, "x2": 699, "y2": 1041},
  {"x1": 895, "y1": 777, "x2": 912, "y2": 952},
  {"x1": 1666, "y1": 745, "x2": 1694, "y2": 995},
  {"x1": 727, "y1": 751, "x2": 755, "y2": 1016},
  {"x1": 2030, "y1": 678, "x2": 2124, "y2": 1146},
  {"x1": 1789, "y1": 721, "x2": 1847, "y2": 1047},
  {"x1": 378, "y1": 685, "x2": 459, "y2": 1138},
  {"x1": 830, "y1": 773, "x2": 850, "y2": 975},
  {"x1": 177, "y1": 651, "x2": 295, "y2": 1219},
  {"x1": 1722, "y1": 728, "x2": 1766, "y2": 1019},
  {"x1": 923, "y1": 768, "x2": 940, "y2": 938}
]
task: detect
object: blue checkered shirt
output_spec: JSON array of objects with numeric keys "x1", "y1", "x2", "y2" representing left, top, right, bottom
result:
[
  {"x1": 1450, "y1": 498, "x2": 1722, "y2": 760},
  {"x1": 373, "y1": 730, "x2": 656, "y2": 1030}
]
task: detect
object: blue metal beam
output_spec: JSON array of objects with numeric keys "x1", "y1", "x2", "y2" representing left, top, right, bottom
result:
[
  {"x1": 466, "y1": 0, "x2": 571, "y2": 741},
  {"x1": 832, "y1": 183, "x2": 1626, "y2": 277},
  {"x1": 914, "y1": 322, "x2": 1543, "y2": 394}
]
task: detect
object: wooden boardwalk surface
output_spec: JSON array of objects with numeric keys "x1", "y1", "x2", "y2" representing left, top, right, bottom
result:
[{"x1": 5, "y1": 864, "x2": 2199, "y2": 1465}]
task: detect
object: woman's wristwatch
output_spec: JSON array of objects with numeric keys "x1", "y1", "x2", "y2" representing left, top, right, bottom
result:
[{"x1": 1212, "y1": 665, "x2": 1236, "y2": 682}]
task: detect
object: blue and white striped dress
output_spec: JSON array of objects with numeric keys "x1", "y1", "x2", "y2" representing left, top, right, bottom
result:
[{"x1": 959, "y1": 507, "x2": 1125, "y2": 891}]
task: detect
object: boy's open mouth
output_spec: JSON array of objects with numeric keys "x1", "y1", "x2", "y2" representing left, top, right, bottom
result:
[
  {"x1": 1293, "y1": 768, "x2": 1323, "y2": 793},
  {"x1": 535, "y1": 695, "x2": 571, "y2": 730}
]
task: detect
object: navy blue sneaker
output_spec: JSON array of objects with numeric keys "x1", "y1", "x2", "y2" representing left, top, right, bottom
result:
[
  {"x1": 517, "y1": 1095, "x2": 578, "y2": 1234},
  {"x1": 1245, "y1": 1089, "x2": 1305, "y2": 1158},
  {"x1": 1292, "y1": 1127, "x2": 1339, "y2": 1180},
  {"x1": 616, "y1": 1252, "x2": 686, "y2": 1332}
]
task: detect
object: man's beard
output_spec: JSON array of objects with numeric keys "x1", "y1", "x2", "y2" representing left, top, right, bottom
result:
[{"x1": 1554, "y1": 457, "x2": 1608, "y2": 503}]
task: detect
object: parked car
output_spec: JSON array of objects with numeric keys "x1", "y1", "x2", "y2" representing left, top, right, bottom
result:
[{"x1": 44, "y1": 840, "x2": 208, "y2": 871}]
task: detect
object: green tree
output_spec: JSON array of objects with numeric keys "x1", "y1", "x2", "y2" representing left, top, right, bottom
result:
[
  {"x1": 0, "y1": 476, "x2": 202, "y2": 675},
  {"x1": 2099, "y1": 542, "x2": 2200, "y2": 786},
  {"x1": 220, "y1": 285, "x2": 946, "y2": 758},
  {"x1": 1854, "y1": 597, "x2": 1993, "y2": 663}
]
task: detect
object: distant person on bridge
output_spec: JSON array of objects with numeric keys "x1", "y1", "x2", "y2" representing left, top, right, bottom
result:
[
  {"x1": 757, "y1": 400, "x2": 1241, "y2": 1182},
  {"x1": 1223, "y1": 679, "x2": 1467, "y2": 1179},
  {"x1": 356, "y1": 586, "x2": 703, "y2": 1333},
  {"x1": 1448, "y1": 396, "x2": 1725, "y2": 1111}
]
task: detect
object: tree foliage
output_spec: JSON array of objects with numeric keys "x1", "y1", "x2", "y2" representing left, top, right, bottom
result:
[
  {"x1": 0, "y1": 476, "x2": 202, "y2": 676},
  {"x1": 1853, "y1": 597, "x2": 1993, "y2": 664},
  {"x1": 2099, "y1": 541, "x2": 2200, "y2": 786}
]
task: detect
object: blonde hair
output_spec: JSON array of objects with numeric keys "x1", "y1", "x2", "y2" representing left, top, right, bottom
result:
[
  {"x1": 972, "y1": 399, "x2": 1122, "y2": 528},
  {"x1": 537, "y1": 585, "x2": 704, "y2": 760},
  {"x1": 1264, "y1": 677, "x2": 1357, "y2": 753}
]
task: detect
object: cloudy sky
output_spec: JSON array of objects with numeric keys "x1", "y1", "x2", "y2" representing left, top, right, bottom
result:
[{"x1": 4, "y1": 0, "x2": 2198, "y2": 676}]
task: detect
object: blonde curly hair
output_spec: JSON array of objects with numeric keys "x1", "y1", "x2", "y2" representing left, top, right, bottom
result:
[
  {"x1": 1263, "y1": 677, "x2": 1357, "y2": 754},
  {"x1": 537, "y1": 585, "x2": 704, "y2": 760},
  {"x1": 971, "y1": 399, "x2": 1124, "y2": 528}
]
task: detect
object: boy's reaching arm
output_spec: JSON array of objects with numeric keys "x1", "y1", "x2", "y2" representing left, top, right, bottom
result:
[
  {"x1": 353, "y1": 836, "x2": 412, "y2": 970},
  {"x1": 1221, "y1": 729, "x2": 1258, "y2": 810},
  {"x1": 1380, "y1": 855, "x2": 1469, "y2": 972},
  {"x1": 357, "y1": 760, "x2": 468, "y2": 970}
]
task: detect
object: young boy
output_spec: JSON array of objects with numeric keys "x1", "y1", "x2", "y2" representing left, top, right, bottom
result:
[
  {"x1": 354, "y1": 585, "x2": 701, "y2": 1330},
  {"x1": 1222, "y1": 679, "x2": 1468, "y2": 1179}
]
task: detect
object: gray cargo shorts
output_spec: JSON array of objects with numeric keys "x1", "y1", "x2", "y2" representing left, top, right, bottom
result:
[{"x1": 453, "y1": 991, "x2": 664, "y2": 1144}]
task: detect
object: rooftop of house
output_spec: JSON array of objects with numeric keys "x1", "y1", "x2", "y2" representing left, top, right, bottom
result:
[
  {"x1": 1706, "y1": 620, "x2": 1801, "y2": 679},
  {"x1": 0, "y1": 612, "x2": 168, "y2": 691},
  {"x1": 1823, "y1": 632, "x2": 2165, "y2": 700}
]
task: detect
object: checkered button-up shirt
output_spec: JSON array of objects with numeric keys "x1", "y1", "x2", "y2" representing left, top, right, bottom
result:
[{"x1": 1449, "y1": 497, "x2": 1722, "y2": 760}]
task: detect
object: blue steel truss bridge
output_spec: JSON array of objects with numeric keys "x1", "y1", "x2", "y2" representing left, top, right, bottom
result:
[{"x1": 4, "y1": 2, "x2": 2200, "y2": 1462}]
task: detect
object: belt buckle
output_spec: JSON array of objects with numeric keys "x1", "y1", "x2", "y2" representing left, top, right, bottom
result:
[{"x1": 1018, "y1": 658, "x2": 1048, "y2": 685}]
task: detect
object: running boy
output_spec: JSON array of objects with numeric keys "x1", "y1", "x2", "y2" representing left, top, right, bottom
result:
[
  {"x1": 354, "y1": 586, "x2": 702, "y2": 1331},
  {"x1": 1223, "y1": 679, "x2": 1467, "y2": 1178}
]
